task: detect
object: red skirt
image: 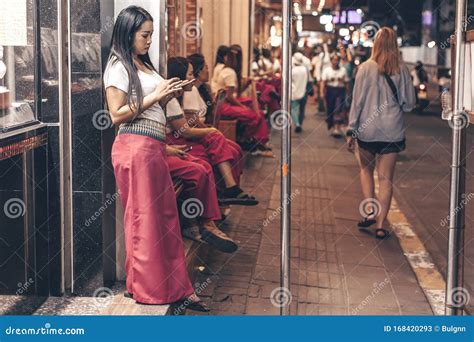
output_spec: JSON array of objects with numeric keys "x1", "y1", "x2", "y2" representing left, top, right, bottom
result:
[
  {"x1": 111, "y1": 134, "x2": 193, "y2": 304},
  {"x1": 167, "y1": 132, "x2": 243, "y2": 187},
  {"x1": 219, "y1": 101, "x2": 270, "y2": 145}
]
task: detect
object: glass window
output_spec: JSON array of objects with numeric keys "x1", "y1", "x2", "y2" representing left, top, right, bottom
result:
[{"x1": 0, "y1": 0, "x2": 37, "y2": 131}]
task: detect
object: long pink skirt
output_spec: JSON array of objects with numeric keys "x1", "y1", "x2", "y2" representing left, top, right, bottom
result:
[{"x1": 111, "y1": 134, "x2": 194, "y2": 304}]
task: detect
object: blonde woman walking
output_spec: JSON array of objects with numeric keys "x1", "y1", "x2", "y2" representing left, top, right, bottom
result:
[{"x1": 346, "y1": 27, "x2": 416, "y2": 239}]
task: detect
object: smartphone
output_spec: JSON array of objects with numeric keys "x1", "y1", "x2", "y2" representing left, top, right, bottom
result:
[
  {"x1": 181, "y1": 79, "x2": 196, "y2": 87},
  {"x1": 183, "y1": 145, "x2": 192, "y2": 153}
]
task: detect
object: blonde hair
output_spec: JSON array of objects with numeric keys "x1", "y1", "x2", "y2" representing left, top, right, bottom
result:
[{"x1": 370, "y1": 27, "x2": 400, "y2": 75}]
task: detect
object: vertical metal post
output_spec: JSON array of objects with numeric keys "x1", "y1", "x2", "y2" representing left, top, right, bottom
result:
[
  {"x1": 280, "y1": 0, "x2": 292, "y2": 316},
  {"x1": 58, "y1": 0, "x2": 74, "y2": 294},
  {"x1": 248, "y1": 0, "x2": 256, "y2": 77},
  {"x1": 445, "y1": 0, "x2": 467, "y2": 316}
]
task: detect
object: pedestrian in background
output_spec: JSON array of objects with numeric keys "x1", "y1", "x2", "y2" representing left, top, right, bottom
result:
[
  {"x1": 321, "y1": 54, "x2": 349, "y2": 138},
  {"x1": 346, "y1": 27, "x2": 416, "y2": 239},
  {"x1": 291, "y1": 52, "x2": 309, "y2": 133}
]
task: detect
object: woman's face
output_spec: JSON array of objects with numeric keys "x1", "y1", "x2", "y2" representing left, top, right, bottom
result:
[
  {"x1": 199, "y1": 63, "x2": 209, "y2": 83},
  {"x1": 133, "y1": 20, "x2": 153, "y2": 56},
  {"x1": 184, "y1": 63, "x2": 194, "y2": 91},
  {"x1": 331, "y1": 56, "x2": 340, "y2": 68}
]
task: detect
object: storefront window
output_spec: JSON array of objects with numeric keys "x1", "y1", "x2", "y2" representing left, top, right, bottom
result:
[{"x1": 0, "y1": 0, "x2": 37, "y2": 131}]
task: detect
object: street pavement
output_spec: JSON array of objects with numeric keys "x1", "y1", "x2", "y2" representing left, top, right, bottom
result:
[{"x1": 190, "y1": 102, "x2": 441, "y2": 315}]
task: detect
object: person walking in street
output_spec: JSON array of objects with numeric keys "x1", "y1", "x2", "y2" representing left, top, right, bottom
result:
[
  {"x1": 104, "y1": 6, "x2": 208, "y2": 310},
  {"x1": 291, "y1": 52, "x2": 309, "y2": 133},
  {"x1": 346, "y1": 27, "x2": 416, "y2": 239},
  {"x1": 321, "y1": 54, "x2": 349, "y2": 138}
]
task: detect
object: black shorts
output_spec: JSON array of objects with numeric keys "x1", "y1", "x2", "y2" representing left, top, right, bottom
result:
[{"x1": 357, "y1": 139, "x2": 406, "y2": 155}]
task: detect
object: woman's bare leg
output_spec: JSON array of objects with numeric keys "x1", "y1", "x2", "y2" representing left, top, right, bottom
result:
[
  {"x1": 356, "y1": 146, "x2": 377, "y2": 218},
  {"x1": 375, "y1": 152, "x2": 398, "y2": 233},
  {"x1": 217, "y1": 161, "x2": 237, "y2": 188}
]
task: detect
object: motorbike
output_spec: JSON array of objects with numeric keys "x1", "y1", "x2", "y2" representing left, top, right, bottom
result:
[{"x1": 415, "y1": 82, "x2": 430, "y2": 113}]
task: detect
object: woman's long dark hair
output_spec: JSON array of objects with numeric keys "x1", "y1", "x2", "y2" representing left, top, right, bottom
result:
[
  {"x1": 230, "y1": 44, "x2": 243, "y2": 96},
  {"x1": 215, "y1": 45, "x2": 230, "y2": 66},
  {"x1": 107, "y1": 6, "x2": 155, "y2": 115},
  {"x1": 167, "y1": 56, "x2": 189, "y2": 105},
  {"x1": 188, "y1": 53, "x2": 213, "y2": 123}
]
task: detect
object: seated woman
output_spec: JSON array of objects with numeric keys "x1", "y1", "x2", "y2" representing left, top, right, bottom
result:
[
  {"x1": 165, "y1": 98, "x2": 238, "y2": 253},
  {"x1": 211, "y1": 46, "x2": 272, "y2": 156},
  {"x1": 167, "y1": 56, "x2": 258, "y2": 206},
  {"x1": 186, "y1": 53, "x2": 244, "y2": 188}
]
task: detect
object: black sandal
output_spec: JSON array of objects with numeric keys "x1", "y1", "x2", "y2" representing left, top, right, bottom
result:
[
  {"x1": 175, "y1": 297, "x2": 210, "y2": 312},
  {"x1": 219, "y1": 186, "x2": 259, "y2": 206},
  {"x1": 375, "y1": 228, "x2": 391, "y2": 240},
  {"x1": 357, "y1": 217, "x2": 376, "y2": 228}
]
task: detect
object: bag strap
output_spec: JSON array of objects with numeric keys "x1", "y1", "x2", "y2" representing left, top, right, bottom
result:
[{"x1": 383, "y1": 72, "x2": 400, "y2": 105}]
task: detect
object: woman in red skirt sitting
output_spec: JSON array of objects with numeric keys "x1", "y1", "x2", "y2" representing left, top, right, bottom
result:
[
  {"x1": 104, "y1": 5, "x2": 207, "y2": 311},
  {"x1": 167, "y1": 56, "x2": 259, "y2": 206},
  {"x1": 210, "y1": 46, "x2": 272, "y2": 156}
]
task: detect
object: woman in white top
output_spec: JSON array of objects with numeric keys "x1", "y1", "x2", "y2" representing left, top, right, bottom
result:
[
  {"x1": 321, "y1": 54, "x2": 350, "y2": 137},
  {"x1": 168, "y1": 56, "x2": 258, "y2": 207},
  {"x1": 212, "y1": 46, "x2": 271, "y2": 155},
  {"x1": 103, "y1": 6, "x2": 207, "y2": 310}
]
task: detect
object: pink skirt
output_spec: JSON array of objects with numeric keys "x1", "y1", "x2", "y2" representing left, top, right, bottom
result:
[{"x1": 111, "y1": 134, "x2": 194, "y2": 304}]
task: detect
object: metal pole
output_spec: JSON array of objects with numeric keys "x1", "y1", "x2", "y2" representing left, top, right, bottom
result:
[
  {"x1": 248, "y1": 0, "x2": 256, "y2": 77},
  {"x1": 445, "y1": 0, "x2": 467, "y2": 316},
  {"x1": 280, "y1": 0, "x2": 292, "y2": 316},
  {"x1": 58, "y1": 0, "x2": 74, "y2": 294}
]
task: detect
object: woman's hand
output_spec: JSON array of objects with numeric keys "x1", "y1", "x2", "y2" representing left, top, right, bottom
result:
[
  {"x1": 166, "y1": 144, "x2": 187, "y2": 159},
  {"x1": 204, "y1": 127, "x2": 221, "y2": 135},
  {"x1": 346, "y1": 136, "x2": 356, "y2": 153},
  {"x1": 153, "y1": 78, "x2": 182, "y2": 103}
]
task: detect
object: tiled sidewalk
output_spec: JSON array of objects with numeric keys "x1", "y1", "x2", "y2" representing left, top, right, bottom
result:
[{"x1": 190, "y1": 106, "x2": 433, "y2": 316}]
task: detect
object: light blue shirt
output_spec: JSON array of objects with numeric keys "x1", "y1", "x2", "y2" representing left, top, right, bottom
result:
[{"x1": 348, "y1": 60, "x2": 416, "y2": 142}]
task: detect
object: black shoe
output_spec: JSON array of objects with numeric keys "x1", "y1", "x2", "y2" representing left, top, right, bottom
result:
[
  {"x1": 358, "y1": 217, "x2": 377, "y2": 228},
  {"x1": 218, "y1": 186, "x2": 259, "y2": 206},
  {"x1": 200, "y1": 224, "x2": 238, "y2": 253},
  {"x1": 295, "y1": 126, "x2": 302, "y2": 133},
  {"x1": 375, "y1": 228, "x2": 391, "y2": 240}
]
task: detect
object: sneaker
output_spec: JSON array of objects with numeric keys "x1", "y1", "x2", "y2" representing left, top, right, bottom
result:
[
  {"x1": 331, "y1": 127, "x2": 343, "y2": 138},
  {"x1": 182, "y1": 224, "x2": 203, "y2": 242},
  {"x1": 295, "y1": 126, "x2": 302, "y2": 133},
  {"x1": 200, "y1": 221, "x2": 238, "y2": 253}
]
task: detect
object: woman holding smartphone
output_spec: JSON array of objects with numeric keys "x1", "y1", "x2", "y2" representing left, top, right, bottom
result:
[{"x1": 104, "y1": 6, "x2": 207, "y2": 310}]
